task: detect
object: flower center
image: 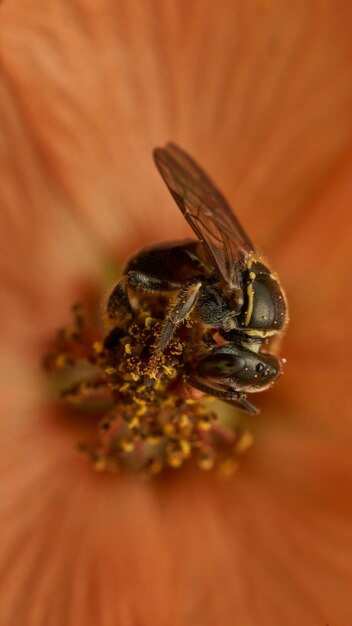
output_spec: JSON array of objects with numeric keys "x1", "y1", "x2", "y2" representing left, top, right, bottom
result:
[{"x1": 44, "y1": 296, "x2": 253, "y2": 478}]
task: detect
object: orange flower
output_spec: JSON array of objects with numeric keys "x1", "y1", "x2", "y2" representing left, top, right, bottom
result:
[{"x1": 1, "y1": 1, "x2": 352, "y2": 624}]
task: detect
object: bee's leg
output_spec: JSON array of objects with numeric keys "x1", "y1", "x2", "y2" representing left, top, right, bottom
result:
[
  {"x1": 106, "y1": 276, "x2": 133, "y2": 322},
  {"x1": 153, "y1": 279, "x2": 203, "y2": 356},
  {"x1": 127, "y1": 271, "x2": 180, "y2": 293},
  {"x1": 107, "y1": 272, "x2": 181, "y2": 322},
  {"x1": 187, "y1": 377, "x2": 259, "y2": 415}
]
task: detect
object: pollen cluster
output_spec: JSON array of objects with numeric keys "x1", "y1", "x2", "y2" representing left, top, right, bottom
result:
[{"x1": 44, "y1": 300, "x2": 252, "y2": 477}]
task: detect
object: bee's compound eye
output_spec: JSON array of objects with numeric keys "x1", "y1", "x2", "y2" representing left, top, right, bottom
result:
[{"x1": 198, "y1": 353, "x2": 246, "y2": 377}]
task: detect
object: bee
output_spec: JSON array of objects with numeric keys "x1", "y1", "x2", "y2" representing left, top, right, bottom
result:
[{"x1": 107, "y1": 144, "x2": 288, "y2": 414}]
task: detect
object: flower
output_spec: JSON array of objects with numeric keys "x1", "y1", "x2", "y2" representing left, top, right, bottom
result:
[{"x1": 1, "y1": 1, "x2": 352, "y2": 624}]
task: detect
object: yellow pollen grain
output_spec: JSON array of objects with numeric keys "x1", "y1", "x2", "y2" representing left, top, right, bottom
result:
[
  {"x1": 197, "y1": 418, "x2": 212, "y2": 431},
  {"x1": 180, "y1": 439, "x2": 191, "y2": 457},
  {"x1": 218, "y1": 458, "x2": 239, "y2": 478},
  {"x1": 128, "y1": 415, "x2": 140, "y2": 428},
  {"x1": 124, "y1": 343, "x2": 132, "y2": 355},
  {"x1": 148, "y1": 459, "x2": 163, "y2": 475},
  {"x1": 235, "y1": 431, "x2": 254, "y2": 454},
  {"x1": 120, "y1": 439, "x2": 134, "y2": 453},
  {"x1": 163, "y1": 396, "x2": 175, "y2": 408},
  {"x1": 179, "y1": 414, "x2": 190, "y2": 428},
  {"x1": 145, "y1": 317, "x2": 154, "y2": 329},
  {"x1": 119, "y1": 383, "x2": 130, "y2": 393},
  {"x1": 249, "y1": 271, "x2": 256, "y2": 280},
  {"x1": 55, "y1": 354, "x2": 68, "y2": 368},
  {"x1": 168, "y1": 452, "x2": 183, "y2": 468},
  {"x1": 128, "y1": 416, "x2": 140, "y2": 429},
  {"x1": 162, "y1": 365, "x2": 177, "y2": 378},
  {"x1": 126, "y1": 372, "x2": 140, "y2": 382},
  {"x1": 147, "y1": 435, "x2": 161, "y2": 445},
  {"x1": 163, "y1": 423, "x2": 175, "y2": 436},
  {"x1": 198, "y1": 456, "x2": 214, "y2": 470},
  {"x1": 94, "y1": 457, "x2": 107, "y2": 472},
  {"x1": 170, "y1": 342, "x2": 183, "y2": 355}
]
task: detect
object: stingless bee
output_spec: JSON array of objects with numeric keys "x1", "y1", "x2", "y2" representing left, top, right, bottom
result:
[{"x1": 107, "y1": 144, "x2": 288, "y2": 414}]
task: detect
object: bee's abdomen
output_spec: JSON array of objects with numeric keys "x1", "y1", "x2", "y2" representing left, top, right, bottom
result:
[{"x1": 124, "y1": 240, "x2": 205, "y2": 284}]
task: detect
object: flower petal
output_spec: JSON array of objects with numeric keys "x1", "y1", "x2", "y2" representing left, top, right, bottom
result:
[
  {"x1": 1, "y1": 0, "x2": 352, "y2": 259},
  {"x1": 1, "y1": 410, "x2": 351, "y2": 625},
  {"x1": 266, "y1": 149, "x2": 352, "y2": 436},
  {"x1": 1, "y1": 2, "x2": 352, "y2": 625}
]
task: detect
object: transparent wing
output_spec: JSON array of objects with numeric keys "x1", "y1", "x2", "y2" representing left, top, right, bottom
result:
[{"x1": 153, "y1": 143, "x2": 254, "y2": 290}]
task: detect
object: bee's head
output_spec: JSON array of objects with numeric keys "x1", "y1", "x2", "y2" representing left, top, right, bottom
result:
[{"x1": 197, "y1": 343, "x2": 282, "y2": 393}]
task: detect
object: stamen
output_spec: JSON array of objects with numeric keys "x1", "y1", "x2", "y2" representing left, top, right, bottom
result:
[{"x1": 44, "y1": 295, "x2": 253, "y2": 477}]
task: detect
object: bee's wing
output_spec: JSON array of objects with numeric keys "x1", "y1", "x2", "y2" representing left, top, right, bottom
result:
[{"x1": 153, "y1": 143, "x2": 254, "y2": 291}]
